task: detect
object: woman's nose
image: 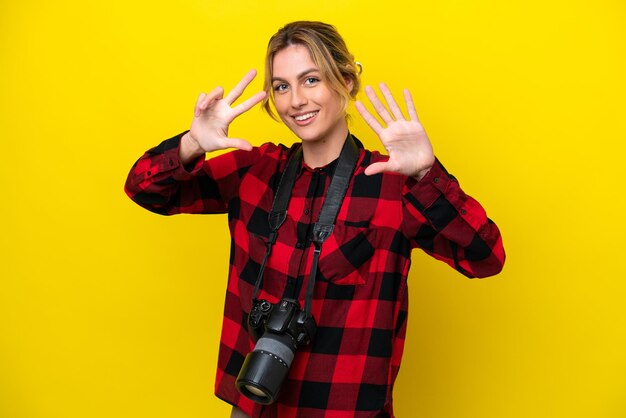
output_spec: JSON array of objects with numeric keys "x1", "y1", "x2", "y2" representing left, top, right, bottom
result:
[{"x1": 290, "y1": 87, "x2": 307, "y2": 108}]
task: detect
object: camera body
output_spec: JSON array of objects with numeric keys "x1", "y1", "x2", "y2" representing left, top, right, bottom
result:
[
  {"x1": 248, "y1": 298, "x2": 316, "y2": 345},
  {"x1": 236, "y1": 298, "x2": 316, "y2": 404}
]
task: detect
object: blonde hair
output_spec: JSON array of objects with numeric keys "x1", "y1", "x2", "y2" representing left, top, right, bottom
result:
[{"x1": 262, "y1": 21, "x2": 361, "y2": 120}]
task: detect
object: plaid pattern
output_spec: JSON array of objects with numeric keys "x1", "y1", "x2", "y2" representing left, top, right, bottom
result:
[{"x1": 125, "y1": 131, "x2": 505, "y2": 418}]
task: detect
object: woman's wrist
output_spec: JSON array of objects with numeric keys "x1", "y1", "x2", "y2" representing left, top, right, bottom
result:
[
  {"x1": 179, "y1": 132, "x2": 205, "y2": 165},
  {"x1": 413, "y1": 166, "x2": 432, "y2": 181}
]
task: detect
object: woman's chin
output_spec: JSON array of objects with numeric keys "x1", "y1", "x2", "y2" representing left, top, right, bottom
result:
[{"x1": 287, "y1": 125, "x2": 320, "y2": 143}]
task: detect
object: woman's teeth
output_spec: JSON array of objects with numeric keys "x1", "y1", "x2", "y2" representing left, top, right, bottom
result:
[{"x1": 294, "y1": 111, "x2": 318, "y2": 121}]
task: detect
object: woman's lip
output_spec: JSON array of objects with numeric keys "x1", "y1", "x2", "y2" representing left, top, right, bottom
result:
[{"x1": 292, "y1": 110, "x2": 319, "y2": 126}]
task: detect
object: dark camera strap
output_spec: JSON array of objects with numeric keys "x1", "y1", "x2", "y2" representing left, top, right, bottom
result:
[{"x1": 251, "y1": 135, "x2": 360, "y2": 317}]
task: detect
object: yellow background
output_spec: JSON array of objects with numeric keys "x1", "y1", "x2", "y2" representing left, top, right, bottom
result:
[{"x1": 1, "y1": 1, "x2": 625, "y2": 417}]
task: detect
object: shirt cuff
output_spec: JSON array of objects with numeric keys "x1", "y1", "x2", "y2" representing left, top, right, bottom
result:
[
  {"x1": 403, "y1": 158, "x2": 451, "y2": 209},
  {"x1": 143, "y1": 131, "x2": 206, "y2": 182}
]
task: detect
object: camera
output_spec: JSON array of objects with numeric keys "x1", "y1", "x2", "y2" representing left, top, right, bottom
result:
[{"x1": 235, "y1": 298, "x2": 316, "y2": 404}]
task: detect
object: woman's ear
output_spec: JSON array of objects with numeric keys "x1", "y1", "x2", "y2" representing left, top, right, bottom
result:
[{"x1": 344, "y1": 76, "x2": 354, "y2": 94}]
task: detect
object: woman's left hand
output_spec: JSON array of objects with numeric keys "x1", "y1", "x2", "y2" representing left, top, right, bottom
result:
[{"x1": 356, "y1": 83, "x2": 435, "y2": 180}]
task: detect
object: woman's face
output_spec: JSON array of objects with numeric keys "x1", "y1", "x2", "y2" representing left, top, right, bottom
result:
[{"x1": 271, "y1": 44, "x2": 347, "y2": 145}]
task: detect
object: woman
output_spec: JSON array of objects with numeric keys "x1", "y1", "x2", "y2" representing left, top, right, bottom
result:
[{"x1": 125, "y1": 21, "x2": 504, "y2": 418}]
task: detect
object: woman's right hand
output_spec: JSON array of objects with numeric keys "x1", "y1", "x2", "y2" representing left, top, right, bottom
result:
[{"x1": 179, "y1": 69, "x2": 267, "y2": 163}]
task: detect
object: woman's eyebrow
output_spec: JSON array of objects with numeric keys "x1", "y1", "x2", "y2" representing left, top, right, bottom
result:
[{"x1": 272, "y1": 68, "x2": 319, "y2": 82}]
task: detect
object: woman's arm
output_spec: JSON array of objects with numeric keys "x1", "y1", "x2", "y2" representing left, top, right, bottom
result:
[
  {"x1": 124, "y1": 132, "x2": 262, "y2": 215},
  {"x1": 124, "y1": 70, "x2": 266, "y2": 215},
  {"x1": 357, "y1": 84, "x2": 505, "y2": 278},
  {"x1": 401, "y1": 160, "x2": 505, "y2": 278}
]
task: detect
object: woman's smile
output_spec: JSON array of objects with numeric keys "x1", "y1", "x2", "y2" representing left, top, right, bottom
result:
[{"x1": 292, "y1": 110, "x2": 319, "y2": 124}]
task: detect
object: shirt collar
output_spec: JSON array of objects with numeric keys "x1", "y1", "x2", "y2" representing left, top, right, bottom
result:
[{"x1": 298, "y1": 133, "x2": 363, "y2": 178}]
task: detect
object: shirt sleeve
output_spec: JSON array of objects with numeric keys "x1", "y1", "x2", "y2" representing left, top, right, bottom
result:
[
  {"x1": 124, "y1": 131, "x2": 260, "y2": 216},
  {"x1": 401, "y1": 159, "x2": 505, "y2": 278}
]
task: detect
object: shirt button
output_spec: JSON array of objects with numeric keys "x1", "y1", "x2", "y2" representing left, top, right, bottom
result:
[
  {"x1": 461, "y1": 209, "x2": 467, "y2": 215},
  {"x1": 304, "y1": 209, "x2": 310, "y2": 215},
  {"x1": 433, "y1": 177, "x2": 440, "y2": 183}
]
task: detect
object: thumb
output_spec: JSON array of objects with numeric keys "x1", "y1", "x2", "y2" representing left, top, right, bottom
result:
[
  {"x1": 223, "y1": 137, "x2": 253, "y2": 152},
  {"x1": 364, "y1": 161, "x2": 389, "y2": 176}
]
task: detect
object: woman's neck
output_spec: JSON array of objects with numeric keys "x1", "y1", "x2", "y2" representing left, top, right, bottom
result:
[{"x1": 300, "y1": 124, "x2": 349, "y2": 169}]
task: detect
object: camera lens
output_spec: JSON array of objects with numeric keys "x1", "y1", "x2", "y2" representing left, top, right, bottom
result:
[
  {"x1": 244, "y1": 385, "x2": 267, "y2": 398},
  {"x1": 236, "y1": 332, "x2": 296, "y2": 404}
]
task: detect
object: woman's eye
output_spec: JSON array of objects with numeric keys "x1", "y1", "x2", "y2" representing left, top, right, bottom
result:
[
  {"x1": 304, "y1": 77, "x2": 319, "y2": 85},
  {"x1": 273, "y1": 83, "x2": 288, "y2": 92}
]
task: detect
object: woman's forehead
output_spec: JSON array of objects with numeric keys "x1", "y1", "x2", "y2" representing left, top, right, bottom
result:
[{"x1": 272, "y1": 44, "x2": 318, "y2": 79}]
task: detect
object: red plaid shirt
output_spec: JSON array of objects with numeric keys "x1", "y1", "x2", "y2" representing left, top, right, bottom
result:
[{"x1": 124, "y1": 131, "x2": 505, "y2": 418}]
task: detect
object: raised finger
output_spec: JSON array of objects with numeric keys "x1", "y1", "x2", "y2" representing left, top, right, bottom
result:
[
  {"x1": 364, "y1": 85, "x2": 394, "y2": 125},
  {"x1": 231, "y1": 91, "x2": 267, "y2": 117},
  {"x1": 223, "y1": 69, "x2": 258, "y2": 105},
  {"x1": 379, "y1": 83, "x2": 406, "y2": 121},
  {"x1": 403, "y1": 89, "x2": 420, "y2": 122},
  {"x1": 355, "y1": 100, "x2": 384, "y2": 136}
]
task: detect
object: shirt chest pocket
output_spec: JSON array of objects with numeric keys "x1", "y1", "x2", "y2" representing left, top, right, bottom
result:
[{"x1": 317, "y1": 223, "x2": 377, "y2": 286}]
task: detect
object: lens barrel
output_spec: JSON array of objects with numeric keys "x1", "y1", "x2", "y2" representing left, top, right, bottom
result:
[
  {"x1": 235, "y1": 333, "x2": 295, "y2": 404},
  {"x1": 237, "y1": 298, "x2": 316, "y2": 404}
]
